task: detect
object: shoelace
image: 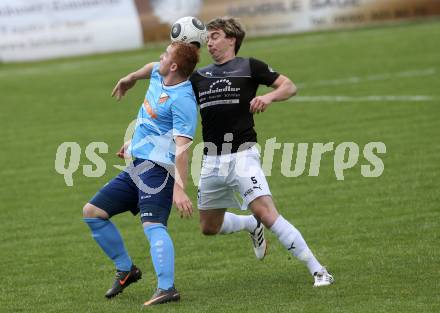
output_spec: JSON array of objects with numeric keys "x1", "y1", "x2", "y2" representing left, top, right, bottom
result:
[
  {"x1": 250, "y1": 235, "x2": 259, "y2": 247},
  {"x1": 250, "y1": 226, "x2": 263, "y2": 247},
  {"x1": 115, "y1": 270, "x2": 129, "y2": 280},
  {"x1": 316, "y1": 272, "x2": 330, "y2": 281}
]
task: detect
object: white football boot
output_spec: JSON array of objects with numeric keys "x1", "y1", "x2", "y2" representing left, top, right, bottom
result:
[
  {"x1": 249, "y1": 220, "x2": 267, "y2": 260},
  {"x1": 313, "y1": 267, "x2": 334, "y2": 287}
]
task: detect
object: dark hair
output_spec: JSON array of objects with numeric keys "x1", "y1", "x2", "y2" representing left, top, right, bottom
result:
[
  {"x1": 207, "y1": 16, "x2": 246, "y2": 54},
  {"x1": 170, "y1": 42, "x2": 200, "y2": 77}
]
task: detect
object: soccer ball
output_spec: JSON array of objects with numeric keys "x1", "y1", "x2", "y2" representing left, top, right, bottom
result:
[{"x1": 170, "y1": 16, "x2": 207, "y2": 47}]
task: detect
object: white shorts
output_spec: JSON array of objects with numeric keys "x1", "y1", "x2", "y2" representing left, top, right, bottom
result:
[{"x1": 197, "y1": 146, "x2": 271, "y2": 210}]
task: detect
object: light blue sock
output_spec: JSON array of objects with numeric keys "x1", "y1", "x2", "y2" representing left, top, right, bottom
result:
[
  {"x1": 144, "y1": 224, "x2": 174, "y2": 290},
  {"x1": 84, "y1": 218, "x2": 132, "y2": 271}
]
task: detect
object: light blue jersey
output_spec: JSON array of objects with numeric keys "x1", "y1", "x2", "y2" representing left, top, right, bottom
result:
[{"x1": 129, "y1": 63, "x2": 197, "y2": 165}]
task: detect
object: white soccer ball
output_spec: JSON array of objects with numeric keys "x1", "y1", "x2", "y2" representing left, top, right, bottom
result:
[{"x1": 170, "y1": 16, "x2": 207, "y2": 47}]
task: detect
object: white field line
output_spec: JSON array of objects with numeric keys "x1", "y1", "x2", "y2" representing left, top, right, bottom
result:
[
  {"x1": 298, "y1": 68, "x2": 436, "y2": 88},
  {"x1": 0, "y1": 54, "x2": 149, "y2": 77},
  {"x1": 291, "y1": 95, "x2": 434, "y2": 102}
]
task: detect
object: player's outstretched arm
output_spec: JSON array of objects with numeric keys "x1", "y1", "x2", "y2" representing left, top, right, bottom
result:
[
  {"x1": 249, "y1": 75, "x2": 297, "y2": 113},
  {"x1": 111, "y1": 62, "x2": 156, "y2": 101},
  {"x1": 172, "y1": 136, "x2": 193, "y2": 218}
]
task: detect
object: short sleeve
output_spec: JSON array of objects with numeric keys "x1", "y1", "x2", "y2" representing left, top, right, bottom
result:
[
  {"x1": 172, "y1": 95, "x2": 198, "y2": 140},
  {"x1": 151, "y1": 62, "x2": 160, "y2": 79},
  {"x1": 189, "y1": 73, "x2": 200, "y2": 103},
  {"x1": 249, "y1": 57, "x2": 280, "y2": 86}
]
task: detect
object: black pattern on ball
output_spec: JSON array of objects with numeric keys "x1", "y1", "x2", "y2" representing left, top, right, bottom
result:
[
  {"x1": 192, "y1": 18, "x2": 205, "y2": 31},
  {"x1": 171, "y1": 23, "x2": 181, "y2": 39}
]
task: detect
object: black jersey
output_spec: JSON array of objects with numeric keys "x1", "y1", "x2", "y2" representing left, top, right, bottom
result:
[{"x1": 190, "y1": 57, "x2": 279, "y2": 155}]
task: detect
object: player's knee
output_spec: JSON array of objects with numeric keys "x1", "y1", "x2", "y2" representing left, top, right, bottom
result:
[
  {"x1": 82, "y1": 203, "x2": 97, "y2": 218},
  {"x1": 251, "y1": 201, "x2": 279, "y2": 227},
  {"x1": 258, "y1": 212, "x2": 278, "y2": 228},
  {"x1": 200, "y1": 223, "x2": 220, "y2": 236},
  {"x1": 82, "y1": 203, "x2": 108, "y2": 219},
  {"x1": 142, "y1": 221, "x2": 164, "y2": 228}
]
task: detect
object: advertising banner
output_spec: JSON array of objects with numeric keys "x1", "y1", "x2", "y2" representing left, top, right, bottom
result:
[
  {"x1": 0, "y1": 0, "x2": 143, "y2": 62},
  {"x1": 133, "y1": 0, "x2": 440, "y2": 42},
  {"x1": 1, "y1": 0, "x2": 440, "y2": 62},
  {"x1": 198, "y1": 0, "x2": 440, "y2": 37}
]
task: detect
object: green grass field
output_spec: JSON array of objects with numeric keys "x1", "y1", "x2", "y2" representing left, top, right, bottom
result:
[{"x1": 1, "y1": 20, "x2": 439, "y2": 313}]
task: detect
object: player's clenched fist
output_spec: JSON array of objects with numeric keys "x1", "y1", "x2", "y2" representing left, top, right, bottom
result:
[{"x1": 250, "y1": 95, "x2": 272, "y2": 113}]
